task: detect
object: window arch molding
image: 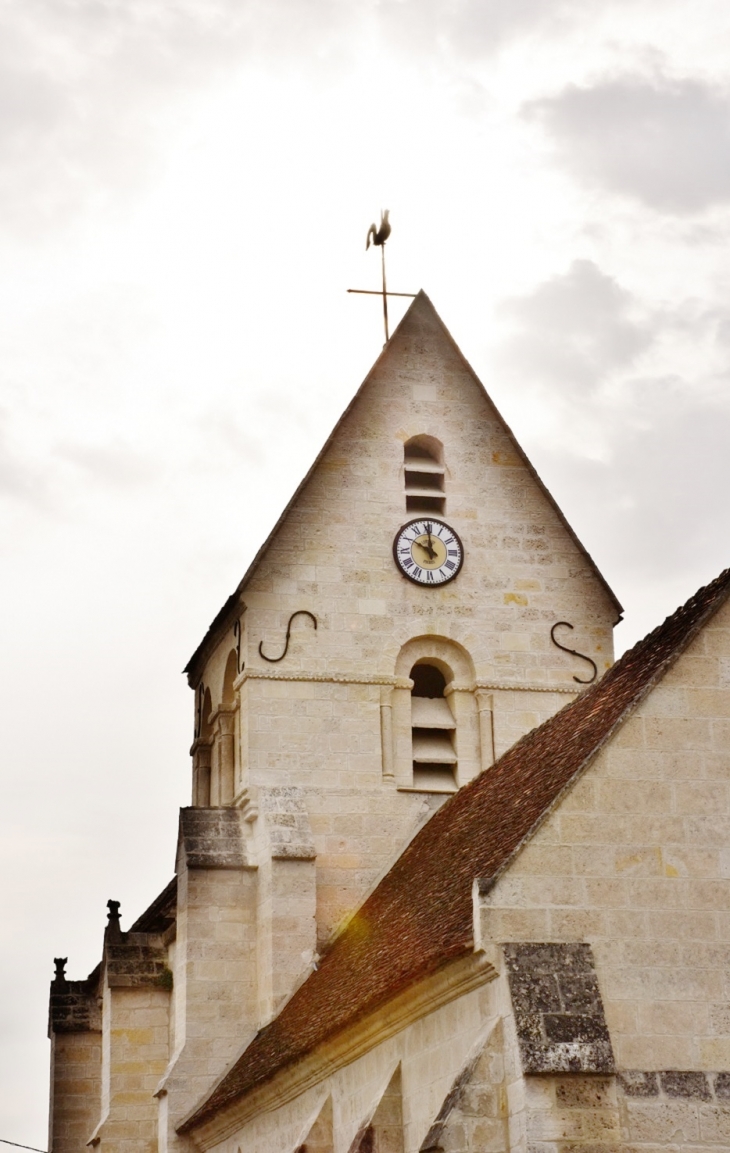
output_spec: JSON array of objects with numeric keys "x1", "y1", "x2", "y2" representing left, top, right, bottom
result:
[
  {"x1": 394, "y1": 634, "x2": 474, "y2": 685},
  {"x1": 389, "y1": 636, "x2": 483, "y2": 792}
]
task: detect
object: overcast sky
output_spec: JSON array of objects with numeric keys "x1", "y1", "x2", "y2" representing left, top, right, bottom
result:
[{"x1": 3, "y1": 1, "x2": 730, "y2": 1145}]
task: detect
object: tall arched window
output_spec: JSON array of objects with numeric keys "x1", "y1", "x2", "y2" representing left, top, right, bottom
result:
[
  {"x1": 410, "y1": 661, "x2": 457, "y2": 790},
  {"x1": 404, "y1": 435, "x2": 445, "y2": 514}
]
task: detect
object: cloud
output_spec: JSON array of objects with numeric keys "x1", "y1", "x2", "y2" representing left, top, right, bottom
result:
[
  {"x1": 492, "y1": 261, "x2": 730, "y2": 617},
  {"x1": 191, "y1": 410, "x2": 266, "y2": 476},
  {"x1": 0, "y1": 0, "x2": 362, "y2": 233},
  {"x1": 536, "y1": 387, "x2": 730, "y2": 591},
  {"x1": 496, "y1": 259, "x2": 652, "y2": 394},
  {"x1": 373, "y1": 0, "x2": 665, "y2": 61},
  {"x1": 0, "y1": 0, "x2": 697, "y2": 235},
  {"x1": 55, "y1": 440, "x2": 160, "y2": 487},
  {"x1": 526, "y1": 76, "x2": 730, "y2": 213},
  {"x1": 375, "y1": 0, "x2": 563, "y2": 57},
  {"x1": 0, "y1": 410, "x2": 48, "y2": 506}
]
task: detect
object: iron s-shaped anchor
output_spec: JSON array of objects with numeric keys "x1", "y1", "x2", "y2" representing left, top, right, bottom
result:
[
  {"x1": 259, "y1": 610, "x2": 318, "y2": 664},
  {"x1": 550, "y1": 621, "x2": 598, "y2": 685}
]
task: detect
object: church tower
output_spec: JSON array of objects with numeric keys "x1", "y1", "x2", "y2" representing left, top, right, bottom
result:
[
  {"x1": 47, "y1": 291, "x2": 621, "y2": 1153},
  {"x1": 184, "y1": 289, "x2": 620, "y2": 943}
]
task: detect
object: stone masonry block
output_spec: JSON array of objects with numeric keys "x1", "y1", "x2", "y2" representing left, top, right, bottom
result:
[
  {"x1": 504, "y1": 943, "x2": 614, "y2": 1075},
  {"x1": 178, "y1": 807, "x2": 248, "y2": 869}
]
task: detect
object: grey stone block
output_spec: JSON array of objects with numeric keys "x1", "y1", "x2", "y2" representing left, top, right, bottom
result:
[
  {"x1": 660, "y1": 1070, "x2": 711, "y2": 1100},
  {"x1": 504, "y1": 942, "x2": 615, "y2": 1075},
  {"x1": 178, "y1": 807, "x2": 248, "y2": 869},
  {"x1": 618, "y1": 1071, "x2": 660, "y2": 1097}
]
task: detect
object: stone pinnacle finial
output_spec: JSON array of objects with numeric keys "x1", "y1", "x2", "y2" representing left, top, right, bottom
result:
[
  {"x1": 106, "y1": 899, "x2": 121, "y2": 938},
  {"x1": 53, "y1": 957, "x2": 68, "y2": 984}
]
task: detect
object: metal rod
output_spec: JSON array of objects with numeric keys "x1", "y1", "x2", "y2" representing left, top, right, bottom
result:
[
  {"x1": 347, "y1": 290, "x2": 417, "y2": 297},
  {"x1": 381, "y1": 244, "x2": 389, "y2": 342}
]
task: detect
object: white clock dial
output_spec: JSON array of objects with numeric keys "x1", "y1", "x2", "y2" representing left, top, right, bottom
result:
[{"x1": 393, "y1": 518, "x2": 464, "y2": 586}]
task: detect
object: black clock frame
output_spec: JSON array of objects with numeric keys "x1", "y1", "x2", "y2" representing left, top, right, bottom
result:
[{"x1": 392, "y1": 518, "x2": 464, "y2": 586}]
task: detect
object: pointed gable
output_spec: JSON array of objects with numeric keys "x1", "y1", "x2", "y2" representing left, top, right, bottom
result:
[
  {"x1": 184, "y1": 291, "x2": 620, "y2": 685},
  {"x1": 179, "y1": 566, "x2": 730, "y2": 1134}
]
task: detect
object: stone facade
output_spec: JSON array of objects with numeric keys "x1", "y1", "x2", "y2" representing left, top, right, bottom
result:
[
  {"x1": 187, "y1": 293, "x2": 619, "y2": 955},
  {"x1": 479, "y1": 592, "x2": 730, "y2": 1075},
  {"x1": 47, "y1": 293, "x2": 730, "y2": 1153}
]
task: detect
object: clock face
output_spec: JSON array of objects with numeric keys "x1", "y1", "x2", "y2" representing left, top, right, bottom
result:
[{"x1": 393, "y1": 518, "x2": 464, "y2": 586}]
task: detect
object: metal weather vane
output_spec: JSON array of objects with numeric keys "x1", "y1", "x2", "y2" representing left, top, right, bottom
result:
[{"x1": 348, "y1": 209, "x2": 416, "y2": 343}]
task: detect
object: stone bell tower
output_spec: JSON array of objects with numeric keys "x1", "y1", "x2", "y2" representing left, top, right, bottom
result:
[{"x1": 47, "y1": 290, "x2": 621, "y2": 1153}]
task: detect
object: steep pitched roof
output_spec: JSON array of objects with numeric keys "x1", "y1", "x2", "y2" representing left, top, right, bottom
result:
[
  {"x1": 183, "y1": 291, "x2": 621, "y2": 683},
  {"x1": 180, "y1": 565, "x2": 730, "y2": 1133},
  {"x1": 129, "y1": 876, "x2": 177, "y2": 934}
]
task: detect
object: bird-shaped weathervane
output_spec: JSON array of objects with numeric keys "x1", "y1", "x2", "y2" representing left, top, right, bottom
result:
[
  {"x1": 348, "y1": 209, "x2": 415, "y2": 344},
  {"x1": 366, "y1": 209, "x2": 391, "y2": 250}
]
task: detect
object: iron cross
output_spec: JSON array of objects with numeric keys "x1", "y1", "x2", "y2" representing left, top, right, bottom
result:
[{"x1": 348, "y1": 209, "x2": 416, "y2": 343}]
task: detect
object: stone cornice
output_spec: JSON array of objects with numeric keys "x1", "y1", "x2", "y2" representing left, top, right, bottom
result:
[
  {"x1": 181, "y1": 950, "x2": 497, "y2": 1148},
  {"x1": 234, "y1": 668, "x2": 404, "y2": 689},
  {"x1": 233, "y1": 668, "x2": 579, "y2": 694}
]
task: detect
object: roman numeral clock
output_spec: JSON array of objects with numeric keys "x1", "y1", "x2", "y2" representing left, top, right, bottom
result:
[{"x1": 393, "y1": 519, "x2": 464, "y2": 585}]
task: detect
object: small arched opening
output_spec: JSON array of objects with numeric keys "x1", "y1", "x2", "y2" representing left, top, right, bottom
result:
[{"x1": 404, "y1": 435, "x2": 445, "y2": 514}]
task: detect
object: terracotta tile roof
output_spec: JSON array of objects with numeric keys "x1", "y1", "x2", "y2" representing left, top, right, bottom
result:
[{"x1": 180, "y1": 566, "x2": 730, "y2": 1134}]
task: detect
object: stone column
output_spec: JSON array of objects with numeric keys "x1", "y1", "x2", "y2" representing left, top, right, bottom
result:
[
  {"x1": 391, "y1": 683, "x2": 413, "y2": 789},
  {"x1": 215, "y1": 709, "x2": 237, "y2": 805},
  {"x1": 476, "y1": 689, "x2": 495, "y2": 770},
  {"x1": 191, "y1": 742, "x2": 211, "y2": 807},
  {"x1": 380, "y1": 686, "x2": 395, "y2": 782}
]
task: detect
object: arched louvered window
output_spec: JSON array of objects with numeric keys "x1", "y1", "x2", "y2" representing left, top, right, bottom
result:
[
  {"x1": 404, "y1": 435, "x2": 445, "y2": 514},
  {"x1": 410, "y1": 662, "x2": 457, "y2": 791}
]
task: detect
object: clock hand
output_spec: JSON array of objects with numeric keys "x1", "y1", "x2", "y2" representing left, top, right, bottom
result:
[{"x1": 415, "y1": 539, "x2": 437, "y2": 561}]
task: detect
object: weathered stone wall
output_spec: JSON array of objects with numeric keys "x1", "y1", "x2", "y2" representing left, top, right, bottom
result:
[
  {"x1": 521, "y1": 1075, "x2": 621, "y2": 1153},
  {"x1": 94, "y1": 985, "x2": 171, "y2": 1153},
  {"x1": 161, "y1": 816, "x2": 260, "y2": 1152},
  {"x1": 490, "y1": 688, "x2": 580, "y2": 761},
  {"x1": 420, "y1": 1018, "x2": 509, "y2": 1153},
  {"x1": 618, "y1": 1070, "x2": 730, "y2": 1150},
  {"x1": 479, "y1": 593, "x2": 730, "y2": 1074},
  {"x1": 254, "y1": 789, "x2": 317, "y2": 1020},
  {"x1": 48, "y1": 1029, "x2": 102, "y2": 1153},
  {"x1": 203, "y1": 975, "x2": 500, "y2": 1153},
  {"x1": 502, "y1": 942, "x2": 614, "y2": 1076}
]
